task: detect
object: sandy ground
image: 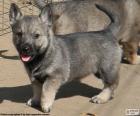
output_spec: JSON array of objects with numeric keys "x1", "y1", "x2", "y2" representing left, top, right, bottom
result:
[{"x1": 0, "y1": 33, "x2": 140, "y2": 116}]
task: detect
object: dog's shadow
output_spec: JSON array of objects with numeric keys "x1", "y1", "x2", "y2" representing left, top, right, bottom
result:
[
  {"x1": 0, "y1": 81, "x2": 101, "y2": 104},
  {"x1": 0, "y1": 50, "x2": 19, "y2": 60},
  {"x1": 0, "y1": 85, "x2": 32, "y2": 103},
  {"x1": 137, "y1": 47, "x2": 140, "y2": 55},
  {"x1": 56, "y1": 81, "x2": 101, "y2": 99}
]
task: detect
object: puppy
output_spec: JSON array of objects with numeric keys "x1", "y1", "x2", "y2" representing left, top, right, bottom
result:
[{"x1": 9, "y1": 3, "x2": 121, "y2": 112}]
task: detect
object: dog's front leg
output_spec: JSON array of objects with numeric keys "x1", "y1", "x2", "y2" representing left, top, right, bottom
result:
[
  {"x1": 27, "y1": 80, "x2": 42, "y2": 107},
  {"x1": 41, "y1": 77, "x2": 62, "y2": 113}
]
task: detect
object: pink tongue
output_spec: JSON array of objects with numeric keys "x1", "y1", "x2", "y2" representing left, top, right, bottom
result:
[{"x1": 20, "y1": 54, "x2": 31, "y2": 62}]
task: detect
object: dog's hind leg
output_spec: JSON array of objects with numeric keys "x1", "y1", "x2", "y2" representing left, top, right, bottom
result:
[
  {"x1": 91, "y1": 81, "x2": 118, "y2": 104},
  {"x1": 91, "y1": 63, "x2": 120, "y2": 104}
]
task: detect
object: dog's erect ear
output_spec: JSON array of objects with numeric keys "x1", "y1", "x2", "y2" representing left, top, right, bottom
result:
[
  {"x1": 39, "y1": 4, "x2": 53, "y2": 26},
  {"x1": 9, "y1": 3, "x2": 22, "y2": 25}
]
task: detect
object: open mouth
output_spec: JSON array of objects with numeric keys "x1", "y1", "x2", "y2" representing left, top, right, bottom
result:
[{"x1": 20, "y1": 54, "x2": 32, "y2": 62}]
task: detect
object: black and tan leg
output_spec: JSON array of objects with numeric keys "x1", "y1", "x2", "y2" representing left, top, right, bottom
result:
[{"x1": 122, "y1": 41, "x2": 139, "y2": 64}]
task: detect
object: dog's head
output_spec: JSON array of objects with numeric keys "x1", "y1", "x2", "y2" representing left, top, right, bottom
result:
[{"x1": 9, "y1": 3, "x2": 53, "y2": 63}]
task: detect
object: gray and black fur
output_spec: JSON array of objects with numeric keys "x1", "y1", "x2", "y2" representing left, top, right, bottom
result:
[{"x1": 9, "y1": 3, "x2": 121, "y2": 113}]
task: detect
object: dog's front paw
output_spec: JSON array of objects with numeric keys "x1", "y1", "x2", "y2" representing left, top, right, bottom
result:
[
  {"x1": 27, "y1": 98, "x2": 40, "y2": 107},
  {"x1": 41, "y1": 104, "x2": 51, "y2": 113}
]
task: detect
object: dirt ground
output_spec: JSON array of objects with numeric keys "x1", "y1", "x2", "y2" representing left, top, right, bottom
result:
[{"x1": 0, "y1": 33, "x2": 140, "y2": 116}]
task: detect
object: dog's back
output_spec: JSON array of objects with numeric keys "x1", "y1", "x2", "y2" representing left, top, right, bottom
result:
[
  {"x1": 57, "y1": 32, "x2": 120, "y2": 80},
  {"x1": 56, "y1": 3, "x2": 121, "y2": 80}
]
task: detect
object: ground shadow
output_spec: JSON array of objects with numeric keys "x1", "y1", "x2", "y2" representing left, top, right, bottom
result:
[
  {"x1": 138, "y1": 47, "x2": 140, "y2": 55},
  {"x1": 57, "y1": 81, "x2": 101, "y2": 99},
  {"x1": 0, "y1": 85, "x2": 32, "y2": 103},
  {"x1": 0, "y1": 50, "x2": 19, "y2": 60},
  {"x1": 121, "y1": 59, "x2": 130, "y2": 64},
  {"x1": 0, "y1": 81, "x2": 101, "y2": 104}
]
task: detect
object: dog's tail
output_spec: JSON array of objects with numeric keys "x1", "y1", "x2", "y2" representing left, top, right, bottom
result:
[
  {"x1": 95, "y1": 4, "x2": 120, "y2": 37},
  {"x1": 33, "y1": 0, "x2": 47, "y2": 9}
]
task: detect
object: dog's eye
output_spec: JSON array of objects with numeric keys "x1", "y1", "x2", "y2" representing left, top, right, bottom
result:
[
  {"x1": 34, "y1": 33, "x2": 40, "y2": 39},
  {"x1": 16, "y1": 32, "x2": 22, "y2": 37}
]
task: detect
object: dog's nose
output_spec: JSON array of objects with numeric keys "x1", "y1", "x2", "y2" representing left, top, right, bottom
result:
[{"x1": 21, "y1": 44, "x2": 31, "y2": 54}]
